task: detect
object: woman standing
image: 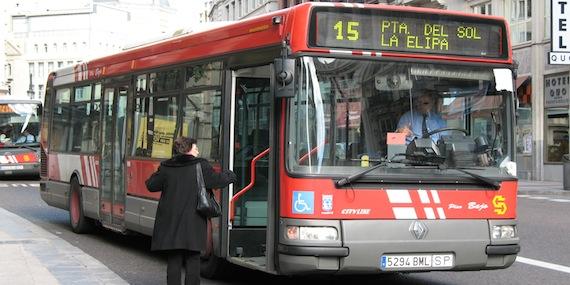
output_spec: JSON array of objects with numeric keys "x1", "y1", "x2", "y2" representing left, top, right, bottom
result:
[{"x1": 146, "y1": 137, "x2": 236, "y2": 285}]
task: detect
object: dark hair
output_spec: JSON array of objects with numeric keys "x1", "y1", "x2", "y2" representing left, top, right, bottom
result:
[{"x1": 173, "y1": 137, "x2": 197, "y2": 155}]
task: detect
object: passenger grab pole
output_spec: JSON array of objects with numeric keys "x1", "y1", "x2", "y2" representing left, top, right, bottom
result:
[{"x1": 229, "y1": 148, "x2": 271, "y2": 222}]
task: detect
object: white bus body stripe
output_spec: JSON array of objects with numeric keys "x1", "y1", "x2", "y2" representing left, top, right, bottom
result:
[
  {"x1": 424, "y1": 208, "x2": 436, "y2": 219},
  {"x1": 83, "y1": 156, "x2": 92, "y2": 186},
  {"x1": 430, "y1": 190, "x2": 441, "y2": 203},
  {"x1": 418, "y1": 190, "x2": 430, "y2": 204},
  {"x1": 437, "y1": 207, "x2": 446, "y2": 219},
  {"x1": 387, "y1": 190, "x2": 412, "y2": 203},
  {"x1": 91, "y1": 157, "x2": 98, "y2": 187},
  {"x1": 329, "y1": 49, "x2": 354, "y2": 55},
  {"x1": 89, "y1": 156, "x2": 95, "y2": 186},
  {"x1": 393, "y1": 207, "x2": 418, "y2": 219},
  {"x1": 58, "y1": 154, "x2": 83, "y2": 184}
]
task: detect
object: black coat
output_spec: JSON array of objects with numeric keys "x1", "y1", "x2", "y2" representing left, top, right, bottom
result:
[{"x1": 145, "y1": 154, "x2": 236, "y2": 252}]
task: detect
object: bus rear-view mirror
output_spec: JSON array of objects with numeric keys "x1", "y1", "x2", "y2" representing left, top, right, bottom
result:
[{"x1": 274, "y1": 58, "x2": 295, "y2": 98}]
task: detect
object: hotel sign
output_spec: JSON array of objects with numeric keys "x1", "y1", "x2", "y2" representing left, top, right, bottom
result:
[
  {"x1": 550, "y1": 0, "x2": 570, "y2": 64},
  {"x1": 544, "y1": 73, "x2": 570, "y2": 107}
]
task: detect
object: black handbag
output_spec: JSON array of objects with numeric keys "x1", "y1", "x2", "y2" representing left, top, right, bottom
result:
[{"x1": 195, "y1": 163, "x2": 221, "y2": 218}]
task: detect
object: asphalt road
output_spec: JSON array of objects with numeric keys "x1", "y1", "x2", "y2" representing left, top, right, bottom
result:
[{"x1": 1, "y1": 180, "x2": 569, "y2": 285}]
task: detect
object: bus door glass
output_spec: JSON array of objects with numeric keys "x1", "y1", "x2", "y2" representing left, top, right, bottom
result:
[
  {"x1": 101, "y1": 85, "x2": 128, "y2": 226},
  {"x1": 230, "y1": 67, "x2": 271, "y2": 261}
]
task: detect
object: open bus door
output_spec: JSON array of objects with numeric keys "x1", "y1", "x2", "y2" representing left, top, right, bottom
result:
[
  {"x1": 100, "y1": 82, "x2": 130, "y2": 231},
  {"x1": 226, "y1": 65, "x2": 276, "y2": 273}
]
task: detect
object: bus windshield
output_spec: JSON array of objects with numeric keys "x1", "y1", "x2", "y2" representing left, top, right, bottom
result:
[
  {"x1": 287, "y1": 57, "x2": 514, "y2": 178},
  {"x1": 0, "y1": 103, "x2": 41, "y2": 147}
]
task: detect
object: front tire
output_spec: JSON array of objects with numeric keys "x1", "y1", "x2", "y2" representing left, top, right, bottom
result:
[{"x1": 69, "y1": 177, "x2": 93, "y2": 234}]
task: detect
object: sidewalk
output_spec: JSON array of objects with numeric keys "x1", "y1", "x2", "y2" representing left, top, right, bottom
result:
[
  {"x1": 0, "y1": 207, "x2": 128, "y2": 285},
  {"x1": 518, "y1": 179, "x2": 569, "y2": 196}
]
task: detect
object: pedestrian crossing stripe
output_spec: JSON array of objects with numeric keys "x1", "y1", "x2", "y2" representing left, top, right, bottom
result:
[
  {"x1": 518, "y1": 195, "x2": 570, "y2": 203},
  {"x1": 0, "y1": 183, "x2": 39, "y2": 188}
]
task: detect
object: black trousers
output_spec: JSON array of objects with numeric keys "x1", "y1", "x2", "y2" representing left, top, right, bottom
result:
[{"x1": 167, "y1": 249, "x2": 200, "y2": 285}]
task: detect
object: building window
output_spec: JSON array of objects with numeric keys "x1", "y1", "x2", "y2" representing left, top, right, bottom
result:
[
  {"x1": 29, "y1": 63, "x2": 35, "y2": 78},
  {"x1": 38, "y1": 62, "x2": 44, "y2": 80},
  {"x1": 44, "y1": 43, "x2": 48, "y2": 53},
  {"x1": 472, "y1": 1, "x2": 492, "y2": 15},
  {"x1": 53, "y1": 43, "x2": 57, "y2": 52},
  {"x1": 34, "y1": 44, "x2": 38, "y2": 53},
  {"x1": 510, "y1": 0, "x2": 532, "y2": 44},
  {"x1": 238, "y1": 0, "x2": 242, "y2": 17},
  {"x1": 48, "y1": 62, "x2": 54, "y2": 73},
  {"x1": 544, "y1": 73, "x2": 569, "y2": 163},
  {"x1": 58, "y1": 61, "x2": 63, "y2": 68},
  {"x1": 516, "y1": 76, "x2": 532, "y2": 159},
  {"x1": 63, "y1": 43, "x2": 67, "y2": 51}
]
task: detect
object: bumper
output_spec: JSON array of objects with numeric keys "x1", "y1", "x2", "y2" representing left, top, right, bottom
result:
[
  {"x1": 40, "y1": 180, "x2": 70, "y2": 210},
  {"x1": 278, "y1": 219, "x2": 519, "y2": 275},
  {"x1": 0, "y1": 163, "x2": 39, "y2": 176}
]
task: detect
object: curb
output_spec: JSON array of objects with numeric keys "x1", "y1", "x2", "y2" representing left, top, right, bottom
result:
[{"x1": 0, "y1": 207, "x2": 128, "y2": 285}]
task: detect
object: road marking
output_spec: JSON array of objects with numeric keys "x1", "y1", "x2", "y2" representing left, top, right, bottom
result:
[
  {"x1": 518, "y1": 195, "x2": 570, "y2": 204},
  {"x1": 0, "y1": 183, "x2": 39, "y2": 188},
  {"x1": 550, "y1": 199, "x2": 570, "y2": 203},
  {"x1": 517, "y1": 256, "x2": 570, "y2": 274},
  {"x1": 527, "y1": 196, "x2": 549, "y2": 200}
]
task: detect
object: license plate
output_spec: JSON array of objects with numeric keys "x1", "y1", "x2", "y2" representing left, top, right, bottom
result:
[
  {"x1": 380, "y1": 254, "x2": 454, "y2": 270},
  {"x1": 1, "y1": 165, "x2": 24, "y2": 170}
]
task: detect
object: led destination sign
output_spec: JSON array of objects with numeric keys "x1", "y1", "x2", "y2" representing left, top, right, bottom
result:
[{"x1": 311, "y1": 9, "x2": 507, "y2": 59}]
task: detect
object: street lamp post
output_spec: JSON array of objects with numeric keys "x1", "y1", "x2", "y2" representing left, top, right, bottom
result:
[{"x1": 27, "y1": 73, "x2": 34, "y2": 99}]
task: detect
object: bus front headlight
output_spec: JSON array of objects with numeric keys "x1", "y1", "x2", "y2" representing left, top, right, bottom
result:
[
  {"x1": 492, "y1": 225, "x2": 516, "y2": 239},
  {"x1": 286, "y1": 226, "x2": 338, "y2": 241}
]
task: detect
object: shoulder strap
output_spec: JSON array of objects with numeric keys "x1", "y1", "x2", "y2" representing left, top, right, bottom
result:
[{"x1": 196, "y1": 163, "x2": 205, "y2": 189}]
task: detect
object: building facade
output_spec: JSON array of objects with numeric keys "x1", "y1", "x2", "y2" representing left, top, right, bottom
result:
[
  {"x1": 208, "y1": 0, "x2": 280, "y2": 21},
  {"x1": 3, "y1": 0, "x2": 176, "y2": 101},
  {"x1": 446, "y1": 0, "x2": 568, "y2": 182}
]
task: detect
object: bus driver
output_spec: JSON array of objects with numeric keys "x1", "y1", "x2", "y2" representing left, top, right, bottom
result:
[{"x1": 396, "y1": 92, "x2": 446, "y2": 143}]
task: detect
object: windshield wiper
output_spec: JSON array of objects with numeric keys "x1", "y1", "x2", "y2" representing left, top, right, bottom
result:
[
  {"x1": 336, "y1": 162, "x2": 386, "y2": 187},
  {"x1": 451, "y1": 168, "x2": 501, "y2": 190}
]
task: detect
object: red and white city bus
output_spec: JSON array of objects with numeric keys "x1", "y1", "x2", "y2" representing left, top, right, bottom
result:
[
  {"x1": 0, "y1": 96, "x2": 41, "y2": 177},
  {"x1": 40, "y1": 2, "x2": 520, "y2": 277}
]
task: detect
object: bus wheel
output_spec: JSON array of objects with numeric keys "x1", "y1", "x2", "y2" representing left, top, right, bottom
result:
[
  {"x1": 69, "y1": 177, "x2": 93, "y2": 234},
  {"x1": 200, "y1": 219, "x2": 227, "y2": 279}
]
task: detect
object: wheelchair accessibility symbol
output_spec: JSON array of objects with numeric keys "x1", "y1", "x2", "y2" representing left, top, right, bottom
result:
[{"x1": 292, "y1": 191, "x2": 314, "y2": 214}]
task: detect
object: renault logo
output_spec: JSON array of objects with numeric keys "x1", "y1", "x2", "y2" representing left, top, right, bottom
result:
[{"x1": 409, "y1": 221, "x2": 428, "y2": 240}]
